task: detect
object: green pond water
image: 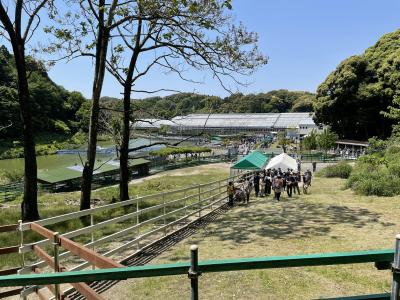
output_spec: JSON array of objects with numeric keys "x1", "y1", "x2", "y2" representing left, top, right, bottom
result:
[
  {"x1": 0, "y1": 138, "x2": 160, "y2": 172},
  {"x1": 0, "y1": 153, "x2": 115, "y2": 172}
]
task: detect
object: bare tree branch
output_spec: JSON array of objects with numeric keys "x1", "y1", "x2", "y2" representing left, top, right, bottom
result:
[{"x1": 0, "y1": 120, "x2": 12, "y2": 131}]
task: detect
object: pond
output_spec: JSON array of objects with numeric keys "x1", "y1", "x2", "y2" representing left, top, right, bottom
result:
[
  {"x1": 0, "y1": 153, "x2": 115, "y2": 173},
  {"x1": 0, "y1": 137, "x2": 164, "y2": 173}
]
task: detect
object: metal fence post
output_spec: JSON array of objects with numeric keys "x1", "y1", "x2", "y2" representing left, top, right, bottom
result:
[
  {"x1": 163, "y1": 193, "x2": 167, "y2": 236},
  {"x1": 90, "y1": 214, "x2": 95, "y2": 270},
  {"x1": 391, "y1": 234, "x2": 400, "y2": 300},
  {"x1": 53, "y1": 232, "x2": 61, "y2": 300},
  {"x1": 198, "y1": 185, "x2": 201, "y2": 217},
  {"x1": 188, "y1": 245, "x2": 200, "y2": 300},
  {"x1": 18, "y1": 220, "x2": 27, "y2": 300},
  {"x1": 136, "y1": 196, "x2": 140, "y2": 250},
  {"x1": 184, "y1": 190, "x2": 187, "y2": 216}
]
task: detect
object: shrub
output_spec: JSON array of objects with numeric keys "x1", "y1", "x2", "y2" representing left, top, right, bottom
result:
[
  {"x1": 53, "y1": 120, "x2": 71, "y2": 135},
  {"x1": 346, "y1": 161, "x2": 400, "y2": 196},
  {"x1": 317, "y1": 161, "x2": 353, "y2": 179},
  {"x1": 345, "y1": 140, "x2": 400, "y2": 196},
  {"x1": 0, "y1": 169, "x2": 24, "y2": 183}
]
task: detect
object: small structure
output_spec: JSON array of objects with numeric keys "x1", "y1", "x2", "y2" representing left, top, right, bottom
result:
[
  {"x1": 230, "y1": 151, "x2": 269, "y2": 176},
  {"x1": 335, "y1": 139, "x2": 369, "y2": 149},
  {"x1": 265, "y1": 153, "x2": 297, "y2": 171},
  {"x1": 37, "y1": 158, "x2": 150, "y2": 192}
]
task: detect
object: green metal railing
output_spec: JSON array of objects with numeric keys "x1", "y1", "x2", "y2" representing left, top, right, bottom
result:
[{"x1": 0, "y1": 247, "x2": 396, "y2": 299}]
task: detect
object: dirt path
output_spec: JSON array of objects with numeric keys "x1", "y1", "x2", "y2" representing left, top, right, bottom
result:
[
  {"x1": 104, "y1": 176, "x2": 398, "y2": 299},
  {"x1": 127, "y1": 162, "x2": 231, "y2": 185}
]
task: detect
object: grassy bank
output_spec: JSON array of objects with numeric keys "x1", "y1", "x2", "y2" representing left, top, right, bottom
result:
[
  {"x1": 0, "y1": 163, "x2": 230, "y2": 271},
  {"x1": 104, "y1": 177, "x2": 398, "y2": 299},
  {"x1": 0, "y1": 132, "x2": 87, "y2": 160}
]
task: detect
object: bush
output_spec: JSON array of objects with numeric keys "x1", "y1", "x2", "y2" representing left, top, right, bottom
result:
[
  {"x1": 317, "y1": 162, "x2": 353, "y2": 179},
  {"x1": 346, "y1": 159, "x2": 400, "y2": 196},
  {"x1": 0, "y1": 169, "x2": 24, "y2": 184},
  {"x1": 345, "y1": 140, "x2": 400, "y2": 196},
  {"x1": 53, "y1": 120, "x2": 71, "y2": 135}
]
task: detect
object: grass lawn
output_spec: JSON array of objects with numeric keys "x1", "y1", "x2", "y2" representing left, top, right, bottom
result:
[
  {"x1": 0, "y1": 163, "x2": 230, "y2": 271},
  {"x1": 103, "y1": 177, "x2": 399, "y2": 299}
]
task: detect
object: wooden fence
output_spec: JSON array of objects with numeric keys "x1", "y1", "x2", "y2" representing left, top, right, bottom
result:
[{"x1": 1, "y1": 172, "x2": 249, "y2": 299}]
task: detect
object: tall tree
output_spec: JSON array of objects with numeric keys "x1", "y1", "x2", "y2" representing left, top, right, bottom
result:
[
  {"x1": 316, "y1": 128, "x2": 338, "y2": 157},
  {"x1": 0, "y1": 0, "x2": 53, "y2": 220},
  {"x1": 301, "y1": 129, "x2": 318, "y2": 151},
  {"x1": 277, "y1": 131, "x2": 289, "y2": 153},
  {"x1": 105, "y1": 0, "x2": 267, "y2": 201},
  {"x1": 45, "y1": 0, "x2": 133, "y2": 210},
  {"x1": 314, "y1": 29, "x2": 400, "y2": 140}
]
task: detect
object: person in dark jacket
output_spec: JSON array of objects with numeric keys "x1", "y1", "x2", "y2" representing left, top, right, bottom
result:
[
  {"x1": 286, "y1": 173, "x2": 295, "y2": 197},
  {"x1": 253, "y1": 173, "x2": 260, "y2": 197},
  {"x1": 265, "y1": 169, "x2": 272, "y2": 196},
  {"x1": 227, "y1": 181, "x2": 234, "y2": 206},
  {"x1": 293, "y1": 172, "x2": 301, "y2": 195}
]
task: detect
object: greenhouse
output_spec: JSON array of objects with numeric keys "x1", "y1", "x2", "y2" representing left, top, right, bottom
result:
[{"x1": 134, "y1": 113, "x2": 318, "y2": 136}]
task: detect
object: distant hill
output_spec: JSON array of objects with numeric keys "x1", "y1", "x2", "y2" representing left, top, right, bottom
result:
[
  {"x1": 0, "y1": 45, "x2": 86, "y2": 138},
  {"x1": 101, "y1": 89, "x2": 315, "y2": 119},
  {"x1": 0, "y1": 43, "x2": 315, "y2": 139}
]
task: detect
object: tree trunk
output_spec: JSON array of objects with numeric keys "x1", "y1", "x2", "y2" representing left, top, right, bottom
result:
[
  {"x1": 14, "y1": 43, "x2": 39, "y2": 221},
  {"x1": 119, "y1": 69, "x2": 135, "y2": 201},
  {"x1": 80, "y1": 75, "x2": 103, "y2": 210},
  {"x1": 119, "y1": 84, "x2": 131, "y2": 201},
  {"x1": 80, "y1": 24, "x2": 109, "y2": 210},
  {"x1": 119, "y1": 125, "x2": 130, "y2": 201},
  {"x1": 119, "y1": 19, "x2": 142, "y2": 202}
]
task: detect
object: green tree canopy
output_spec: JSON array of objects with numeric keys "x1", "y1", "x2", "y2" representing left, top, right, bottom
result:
[
  {"x1": 316, "y1": 128, "x2": 338, "y2": 154},
  {"x1": 0, "y1": 46, "x2": 87, "y2": 138},
  {"x1": 302, "y1": 129, "x2": 318, "y2": 151},
  {"x1": 314, "y1": 30, "x2": 400, "y2": 139},
  {"x1": 101, "y1": 89, "x2": 315, "y2": 120}
]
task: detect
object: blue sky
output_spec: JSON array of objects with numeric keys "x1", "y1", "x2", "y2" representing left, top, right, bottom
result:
[{"x1": 47, "y1": 0, "x2": 400, "y2": 99}]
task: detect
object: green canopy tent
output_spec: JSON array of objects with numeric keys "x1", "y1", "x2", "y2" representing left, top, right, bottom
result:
[{"x1": 230, "y1": 151, "x2": 269, "y2": 176}]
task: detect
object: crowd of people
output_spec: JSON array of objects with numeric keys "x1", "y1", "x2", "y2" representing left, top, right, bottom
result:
[
  {"x1": 227, "y1": 168, "x2": 313, "y2": 206},
  {"x1": 335, "y1": 147, "x2": 365, "y2": 159}
]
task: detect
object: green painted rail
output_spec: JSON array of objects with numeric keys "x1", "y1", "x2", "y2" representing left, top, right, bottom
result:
[
  {"x1": 320, "y1": 293, "x2": 390, "y2": 300},
  {"x1": 0, "y1": 249, "x2": 394, "y2": 287}
]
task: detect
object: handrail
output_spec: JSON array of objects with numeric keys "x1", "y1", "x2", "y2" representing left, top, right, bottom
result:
[
  {"x1": 0, "y1": 224, "x2": 18, "y2": 233},
  {"x1": 20, "y1": 176, "x2": 238, "y2": 231},
  {"x1": 16, "y1": 172, "x2": 251, "y2": 298},
  {"x1": 18, "y1": 178, "x2": 233, "y2": 274},
  {"x1": 20, "y1": 181, "x2": 230, "y2": 253},
  {"x1": 0, "y1": 249, "x2": 393, "y2": 287}
]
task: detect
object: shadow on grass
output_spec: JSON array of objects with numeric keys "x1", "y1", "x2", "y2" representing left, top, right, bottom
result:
[{"x1": 211, "y1": 199, "x2": 386, "y2": 244}]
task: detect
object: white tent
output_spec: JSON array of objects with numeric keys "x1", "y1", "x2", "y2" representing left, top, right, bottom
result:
[{"x1": 265, "y1": 153, "x2": 297, "y2": 171}]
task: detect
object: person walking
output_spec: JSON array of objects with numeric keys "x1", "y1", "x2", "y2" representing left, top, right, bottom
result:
[
  {"x1": 265, "y1": 170, "x2": 272, "y2": 196},
  {"x1": 253, "y1": 173, "x2": 260, "y2": 197},
  {"x1": 297, "y1": 159, "x2": 301, "y2": 173},
  {"x1": 293, "y1": 172, "x2": 301, "y2": 195},
  {"x1": 312, "y1": 161, "x2": 317, "y2": 173},
  {"x1": 286, "y1": 173, "x2": 295, "y2": 197},
  {"x1": 273, "y1": 175, "x2": 284, "y2": 202},
  {"x1": 244, "y1": 179, "x2": 252, "y2": 204},
  {"x1": 259, "y1": 175, "x2": 266, "y2": 197},
  {"x1": 227, "y1": 181, "x2": 234, "y2": 206}
]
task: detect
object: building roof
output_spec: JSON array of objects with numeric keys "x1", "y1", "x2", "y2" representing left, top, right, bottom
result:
[
  {"x1": 128, "y1": 138, "x2": 165, "y2": 152},
  {"x1": 38, "y1": 158, "x2": 150, "y2": 184},
  {"x1": 336, "y1": 140, "x2": 369, "y2": 147},
  {"x1": 265, "y1": 153, "x2": 297, "y2": 171},
  {"x1": 134, "y1": 113, "x2": 315, "y2": 130},
  {"x1": 231, "y1": 151, "x2": 269, "y2": 170}
]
